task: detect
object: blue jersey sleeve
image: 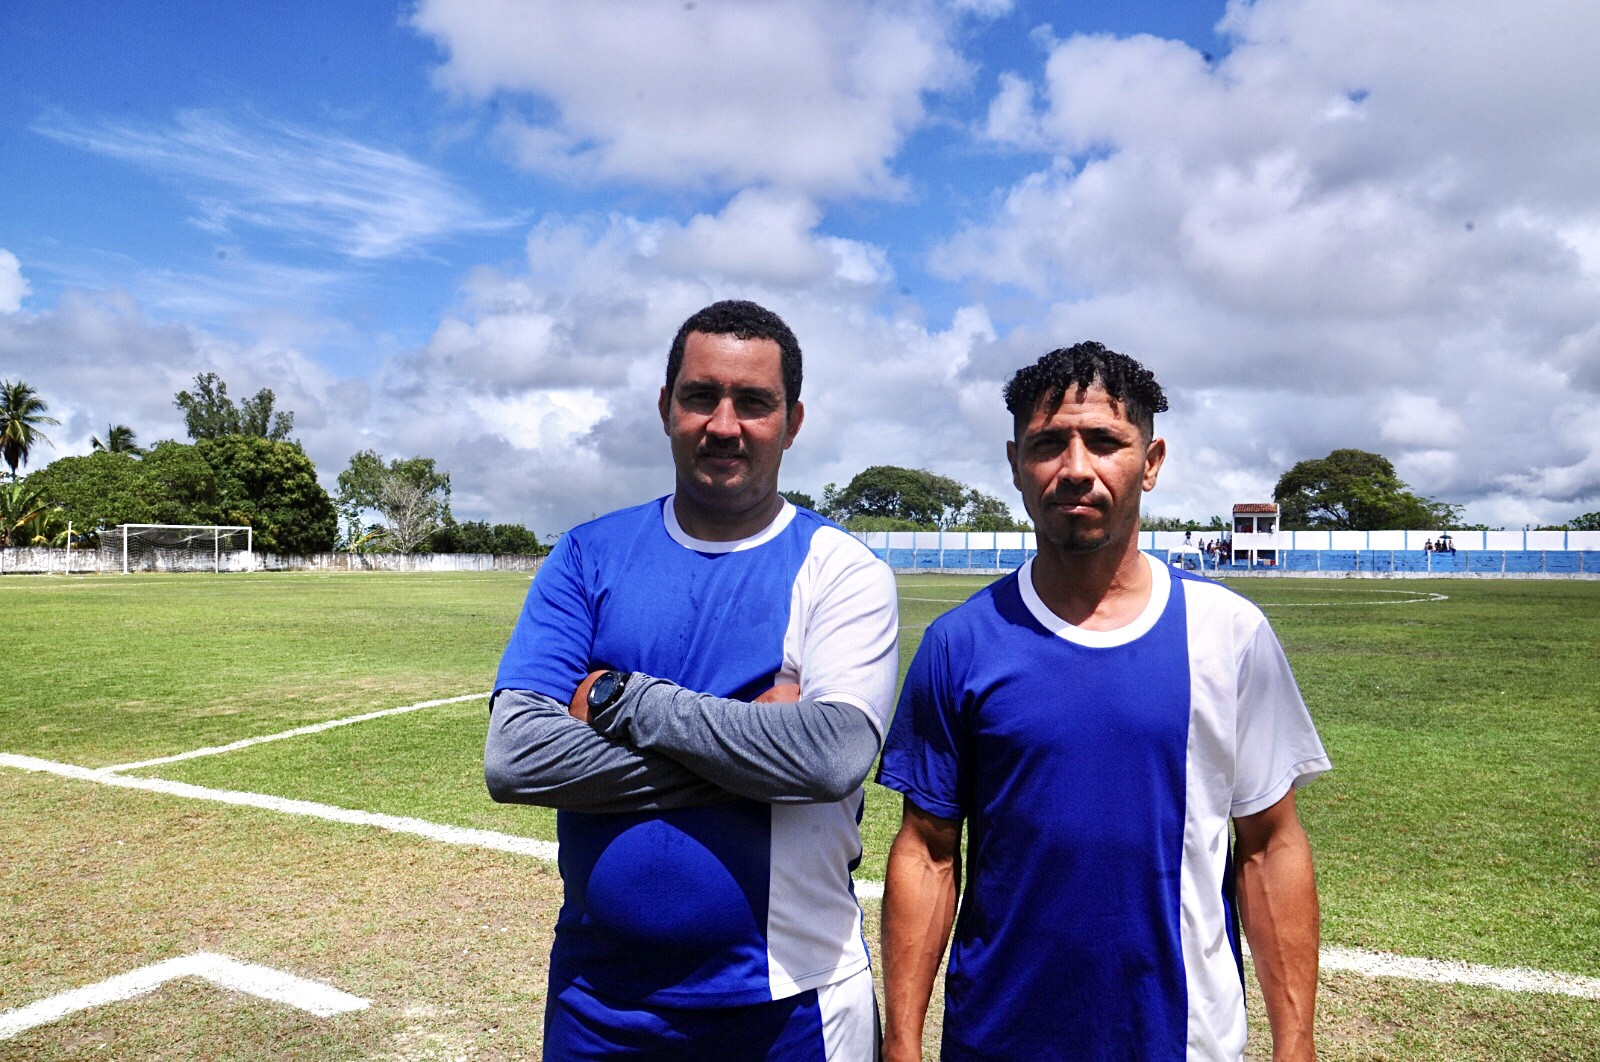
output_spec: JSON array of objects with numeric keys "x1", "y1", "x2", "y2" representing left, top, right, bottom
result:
[
  {"x1": 495, "y1": 531, "x2": 595, "y2": 701},
  {"x1": 876, "y1": 621, "x2": 967, "y2": 821}
]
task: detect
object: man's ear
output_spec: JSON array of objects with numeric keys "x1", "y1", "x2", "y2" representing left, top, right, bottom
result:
[
  {"x1": 1142, "y1": 436, "x2": 1167, "y2": 492},
  {"x1": 1007, "y1": 439, "x2": 1020, "y2": 492},
  {"x1": 782, "y1": 401, "x2": 805, "y2": 449},
  {"x1": 658, "y1": 386, "x2": 671, "y2": 435}
]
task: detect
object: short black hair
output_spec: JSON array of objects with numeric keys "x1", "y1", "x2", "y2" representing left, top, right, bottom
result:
[
  {"x1": 666, "y1": 300, "x2": 802, "y2": 410},
  {"x1": 1003, "y1": 341, "x2": 1168, "y2": 438}
]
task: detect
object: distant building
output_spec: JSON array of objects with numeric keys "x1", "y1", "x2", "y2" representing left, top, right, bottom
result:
[{"x1": 1232, "y1": 502, "x2": 1280, "y2": 566}]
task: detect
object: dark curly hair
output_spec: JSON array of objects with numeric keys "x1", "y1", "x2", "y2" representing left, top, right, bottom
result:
[
  {"x1": 1003, "y1": 341, "x2": 1168, "y2": 438},
  {"x1": 666, "y1": 300, "x2": 802, "y2": 410}
]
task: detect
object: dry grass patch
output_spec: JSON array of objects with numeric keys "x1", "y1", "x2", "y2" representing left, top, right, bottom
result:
[{"x1": 1, "y1": 769, "x2": 560, "y2": 1059}]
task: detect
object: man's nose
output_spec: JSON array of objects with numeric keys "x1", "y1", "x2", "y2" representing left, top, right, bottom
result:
[
  {"x1": 1058, "y1": 438, "x2": 1093, "y2": 484},
  {"x1": 706, "y1": 397, "x2": 740, "y2": 436}
]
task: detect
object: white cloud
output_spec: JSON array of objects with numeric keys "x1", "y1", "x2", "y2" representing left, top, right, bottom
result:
[
  {"x1": 931, "y1": 0, "x2": 1600, "y2": 527},
  {"x1": 0, "y1": 249, "x2": 29, "y2": 312},
  {"x1": 35, "y1": 110, "x2": 515, "y2": 259},
  {"x1": 410, "y1": 0, "x2": 977, "y2": 196}
]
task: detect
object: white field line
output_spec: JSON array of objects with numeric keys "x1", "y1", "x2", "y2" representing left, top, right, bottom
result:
[
  {"x1": 1318, "y1": 946, "x2": 1600, "y2": 1000},
  {"x1": 1, "y1": 753, "x2": 558, "y2": 862},
  {"x1": 8, "y1": 754, "x2": 1599, "y2": 1001},
  {"x1": 8, "y1": 685, "x2": 1599, "y2": 1005},
  {"x1": 100, "y1": 692, "x2": 486, "y2": 774},
  {"x1": 0, "y1": 952, "x2": 368, "y2": 1041}
]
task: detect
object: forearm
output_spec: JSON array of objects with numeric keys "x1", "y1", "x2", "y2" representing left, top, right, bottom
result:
[
  {"x1": 484, "y1": 688, "x2": 734, "y2": 812},
  {"x1": 589, "y1": 676, "x2": 881, "y2": 804},
  {"x1": 881, "y1": 829, "x2": 959, "y2": 1062},
  {"x1": 1237, "y1": 813, "x2": 1320, "y2": 1061}
]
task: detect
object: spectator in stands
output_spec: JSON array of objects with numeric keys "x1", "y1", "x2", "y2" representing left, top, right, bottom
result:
[{"x1": 1424, "y1": 539, "x2": 1434, "y2": 552}]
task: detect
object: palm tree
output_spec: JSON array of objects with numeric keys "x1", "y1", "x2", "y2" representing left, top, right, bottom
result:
[
  {"x1": 0, "y1": 380, "x2": 61, "y2": 480},
  {"x1": 0, "y1": 478, "x2": 54, "y2": 547},
  {"x1": 91, "y1": 423, "x2": 144, "y2": 456}
]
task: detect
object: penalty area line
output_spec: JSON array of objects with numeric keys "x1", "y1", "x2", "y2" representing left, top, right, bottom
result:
[
  {"x1": 99, "y1": 692, "x2": 488, "y2": 774},
  {"x1": 0, "y1": 952, "x2": 367, "y2": 1041}
]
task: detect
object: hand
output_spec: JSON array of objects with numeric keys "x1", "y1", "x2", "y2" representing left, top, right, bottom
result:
[{"x1": 568, "y1": 674, "x2": 799, "y2": 722}]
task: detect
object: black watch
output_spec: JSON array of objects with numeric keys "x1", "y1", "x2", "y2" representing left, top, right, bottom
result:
[{"x1": 586, "y1": 670, "x2": 630, "y2": 714}]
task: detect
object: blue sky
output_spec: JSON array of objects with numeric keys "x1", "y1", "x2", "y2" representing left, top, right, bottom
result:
[{"x1": 3, "y1": 0, "x2": 1597, "y2": 535}]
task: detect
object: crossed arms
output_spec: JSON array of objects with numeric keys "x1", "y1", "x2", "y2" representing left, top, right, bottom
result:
[{"x1": 485, "y1": 677, "x2": 881, "y2": 812}]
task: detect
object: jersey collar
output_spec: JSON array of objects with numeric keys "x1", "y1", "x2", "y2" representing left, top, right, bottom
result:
[
  {"x1": 662, "y1": 494, "x2": 797, "y2": 553},
  {"x1": 1016, "y1": 551, "x2": 1172, "y2": 647}
]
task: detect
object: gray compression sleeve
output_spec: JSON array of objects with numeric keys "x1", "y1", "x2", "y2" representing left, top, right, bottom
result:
[
  {"x1": 484, "y1": 688, "x2": 734, "y2": 812},
  {"x1": 588, "y1": 675, "x2": 881, "y2": 804}
]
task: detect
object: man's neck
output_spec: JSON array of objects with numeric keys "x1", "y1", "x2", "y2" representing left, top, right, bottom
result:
[
  {"x1": 670, "y1": 487, "x2": 785, "y2": 542},
  {"x1": 1029, "y1": 535, "x2": 1153, "y2": 631}
]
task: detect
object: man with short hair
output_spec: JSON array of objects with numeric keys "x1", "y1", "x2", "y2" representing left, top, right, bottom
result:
[
  {"x1": 487, "y1": 299, "x2": 898, "y2": 1060},
  {"x1": 878, "y1": 341, "x2": 1330, "y2": 1060}
]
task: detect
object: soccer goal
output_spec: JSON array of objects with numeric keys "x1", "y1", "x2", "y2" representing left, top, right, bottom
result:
[{"x1": 110, "y1": 524, "x2": 254, "y2": 574}]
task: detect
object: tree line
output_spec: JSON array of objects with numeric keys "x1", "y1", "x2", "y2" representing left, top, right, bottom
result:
[
  {"x1": 6, "y1": 377, "x2": 1596, "y2": 549},
  {"x1": 0, "y1": 374, "x2": 548, "y2": 555}
]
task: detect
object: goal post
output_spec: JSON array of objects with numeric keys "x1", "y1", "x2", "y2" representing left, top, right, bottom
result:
[{"x1": 112, "y1": 524, "x2": 254, "y2": 574}]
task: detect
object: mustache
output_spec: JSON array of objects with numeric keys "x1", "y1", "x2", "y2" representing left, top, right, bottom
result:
[{"x1": 696, "y1": 442, "x2": 748, "y2": 459}]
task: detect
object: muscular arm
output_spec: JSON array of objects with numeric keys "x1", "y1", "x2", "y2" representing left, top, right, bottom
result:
[
  {"x1": 484, "y1": 688, "x2": 734, "y2": 812},
  {"x1": 1235, "y1": 790, "x2": 1320, "y2": 1062},
  {"x1": 881, "y1": 798, "x2": 962, "y2": 1062},
  {"x1": 588, "y1": 675, "x2": 881, "y2": 804}
]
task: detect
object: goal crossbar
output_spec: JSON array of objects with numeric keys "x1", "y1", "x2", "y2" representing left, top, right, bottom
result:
[{"x1": 114, "y1": 524, "x2": 254, "y2": 574}]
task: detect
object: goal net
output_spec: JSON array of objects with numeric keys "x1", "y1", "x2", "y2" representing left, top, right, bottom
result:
[{"x1": 109, "y1": 524, "x2": 254, "y2": 573}]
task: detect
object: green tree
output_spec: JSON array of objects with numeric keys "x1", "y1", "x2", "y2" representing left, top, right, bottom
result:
[
  {"x1": 1, "y1": 379, "x2": 62, "y2": 479},
  {"x1": 1273, "y1": 449, "x2": 1460, "y2": 530},
  {"x1": 174, "y1": 372, "x2": 294, "y2": 440},
  {"x1": 823, "y1": 466, "x2": 968, "y2": 527},
  {"x1": 91, "y1": 423, "x2": 144, "y2": 455},
  {"x1": 781, "y1": 490, "x2": 819, "y2": 511},
  {"x1": 195, "y1": 436, "x2": 335, "y2": 554},
  {"x1": 951, "y1": 488, "x2": 1031, "y2": 532},
  {"x1": 26, "y1": 438, "x2": 328, "y2": 552},
  {"x1": 1569, "y1": 512, "x2": 1600, "y2": 531},
  {"x1": 336, "y1": 450, "x2": 451, "y2": 554},
  {"x1": 0, "y1": 478, "x2": 57, "y2": 546},
  {"x1": 821, "y1": 466, "x2": 1028, "y2": 531},
  {"x1": 1140, "y1": 515, "x2": 1227, "y2": 532},
  {"x1": 430, "y1": 518, "x2": 547, "y2": 555},
  {"x1": 25, "y1": 451, "x2": 154, "y2": 536}
]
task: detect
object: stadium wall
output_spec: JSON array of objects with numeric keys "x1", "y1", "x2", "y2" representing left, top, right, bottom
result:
[
  {"x1": 0, "y1": 549, "x2": 546, "y2": 575},
  {"x1": 847, "y1": 529, "x2": 1600, "y2": 578}
]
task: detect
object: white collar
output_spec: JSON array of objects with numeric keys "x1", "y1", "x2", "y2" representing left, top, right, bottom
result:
[
  {"x1": 1016, "y1": 551, "x2": 1171, "y2": 647},
  {"x1": 662, "y1": 495, "x2": 796, "y2": 553}
]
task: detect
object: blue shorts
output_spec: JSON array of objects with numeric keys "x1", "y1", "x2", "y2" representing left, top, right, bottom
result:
[{"x1": 542, "y1": 966, "x2": 878, "y2": 1060}]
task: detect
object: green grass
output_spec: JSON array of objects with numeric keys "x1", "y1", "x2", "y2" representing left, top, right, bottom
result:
[
  {"x1": 4, "y1": 569, "x2": 1599, "y2": 1058},
  {"x1": 0, "y1": 572, "x2": 528, "y2": 766}
]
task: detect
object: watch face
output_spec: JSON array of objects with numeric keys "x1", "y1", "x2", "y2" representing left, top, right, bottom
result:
[{"x1": 589, "y1": 670, "x2": 621, "y2": 709}]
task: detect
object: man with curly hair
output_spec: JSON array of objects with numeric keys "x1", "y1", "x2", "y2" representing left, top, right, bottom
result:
[{"x1": 878, "y1": 341, "x2": 1330, "y2": 1060}]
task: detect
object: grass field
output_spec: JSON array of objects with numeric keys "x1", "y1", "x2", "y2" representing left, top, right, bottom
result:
[{"x1": 3, "y1": 570, "x2": 1598, "y2": 1059}]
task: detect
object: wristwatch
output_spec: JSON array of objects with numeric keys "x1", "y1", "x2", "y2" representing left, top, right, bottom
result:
[{"x1": 586, "y1": 670, "x2": 630, "y2": 715}]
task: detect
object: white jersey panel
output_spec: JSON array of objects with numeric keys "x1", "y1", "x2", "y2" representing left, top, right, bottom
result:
[{"x1": 767, "y1": 522, "x2": 897, "y2": 995}]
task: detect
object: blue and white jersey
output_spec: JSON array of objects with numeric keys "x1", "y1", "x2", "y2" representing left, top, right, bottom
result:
[
  {"x1": 877, "y1": 553, "x2": 1330, "y2": 1060},
  {"x1": 497, "y1": 497, "x2": 898, "y2": 1007}
]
